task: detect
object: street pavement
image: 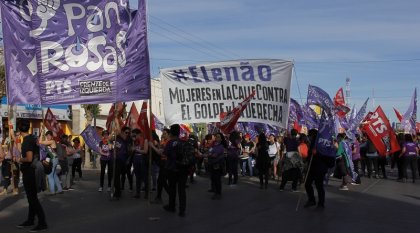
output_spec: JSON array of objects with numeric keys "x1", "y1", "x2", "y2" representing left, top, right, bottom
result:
[{"x1": 1, "y1": 168, "x2": 419, "y2": 233}]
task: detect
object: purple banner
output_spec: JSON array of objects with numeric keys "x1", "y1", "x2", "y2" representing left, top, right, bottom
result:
[
  {"x1": 1, "y1": 0, "x2": 150, "y2": 105},
  {"x1": 0, "y1": 0, "x2": 41, "y2": 104},
  {"x1": 315, "y1": 117, "x2": 336, "y2": 157},
  {"x1": 402, "y1": 88, "x2": 417, "y2": 134},
  {"x1": 307, "y1": 85, "x2": 334, "y2": 117},
  {"x1": 80, "y1": 125, "x2": 101, "y2": 154},
  {"x1": 302, "y1": 104, "x2": 319, "y2": 130},
  {"x1": 346, "y1": 98, "x2": 369, "y2": 139}
]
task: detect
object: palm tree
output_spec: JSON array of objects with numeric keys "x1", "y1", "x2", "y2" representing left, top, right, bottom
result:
[{"x1": 81, "y1": 104, "x2": 101, "y2": 127}]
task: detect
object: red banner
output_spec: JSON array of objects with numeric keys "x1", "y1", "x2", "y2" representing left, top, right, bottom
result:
[
  {"x1": 393, "y1": 107, "x2": 403, "y2": 122},
  {"x1": 44, "y1": 108, "x2": 64, "y2": 140},
  {"x1": 216, "y1": 91, "x2": 256, "y2": 134},
  {"x1": 334, "y1": 87, "x2": 350, "y2": 117},
  {"x1": 124, "y1": 103, "x2": 140, "y2": 129},
  {"x1": 137, "y1": 101, "x2": 150, "y2": 140},
  {"x1": 362, "y1": 106, "x2": 400, "y2": 156},
  {"x1": 106, "y1": 103, "x2": 125, "y2": 132}
]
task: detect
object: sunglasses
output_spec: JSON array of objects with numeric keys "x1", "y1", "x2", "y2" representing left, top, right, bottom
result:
[{"x1": 124, "y1": 131, "x2": 130, "y2": 134}]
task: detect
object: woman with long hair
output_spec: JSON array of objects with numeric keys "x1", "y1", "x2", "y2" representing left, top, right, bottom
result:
[
  {"x1": 256, "y1": 133, "x2": 270, "y2": 189},
  {"x1": 38, "y1": 130, "x2": 63, "y2": 195}
]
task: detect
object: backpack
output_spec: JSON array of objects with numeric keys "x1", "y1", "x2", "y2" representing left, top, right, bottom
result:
[{"x1": 175, "y1": 138, "x2": 196, "y2": 169}]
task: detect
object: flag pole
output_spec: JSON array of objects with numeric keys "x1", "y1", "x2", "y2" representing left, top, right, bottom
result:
[
  {"x1": 147, "y1": 99, "x2": 153, "y2": 203},
  {"x1": 110, "y1": 103, "x2": 117, "y2": 200}
]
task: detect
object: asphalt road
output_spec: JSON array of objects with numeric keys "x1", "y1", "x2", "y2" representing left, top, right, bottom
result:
[{"x1": 1, "y1": 168, "x2": 419, "y2": 233}]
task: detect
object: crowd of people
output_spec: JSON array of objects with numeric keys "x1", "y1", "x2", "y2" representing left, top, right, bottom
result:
[{"x1": 1, "y1": 119, "x2": 419, "y2": 231}]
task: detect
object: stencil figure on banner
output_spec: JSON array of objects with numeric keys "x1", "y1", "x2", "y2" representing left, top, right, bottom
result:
[{"x1": 0, "y1": 0, "x2": 151, "y2": 105}]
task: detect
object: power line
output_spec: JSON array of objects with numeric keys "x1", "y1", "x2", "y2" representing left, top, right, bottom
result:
[
  {"x1": 149, "y1": 28, "x2": 223, "y2": 61},
  {"x1": 149, "y1": 20, "x2": 236, "y2": 60},
  {"x1": 149, "y1": 15, "x2": 243, "y2": 59}
]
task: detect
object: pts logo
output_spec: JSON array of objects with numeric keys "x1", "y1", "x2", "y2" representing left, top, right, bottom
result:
[{"x1": 45, "y1": 80, "x2": 72, "y2": 95}]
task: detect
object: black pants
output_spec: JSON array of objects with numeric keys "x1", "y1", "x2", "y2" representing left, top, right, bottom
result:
[
  {"x1": 305, "y1": 171, "x2": 326, "y2": 205},
  {"x1": 167, "y1": 170, "x2": 187, "y2": 213},
  {"x1": 378, "y1": 156, "x2": 387, "y2": 178},
  {"x1": 280, "y1": 168, "x2": 299, "y2": 190},
  {"x1": 402, "y1": 156, "x2": 417, "y2": 181},
  {"x1": 1, "y1": 159, "x2": 11, "y2": 189},
  {"x1": 259, "y1": 169, "x2": 269, "y2": 188},
  {"x1": 360, "y1": 156, "x2": 367, "y2": 176},
  {"x1": 366, "y1": 156, "x2": 379, "y2": 177},
  {"x1": 22, "y1": 166, "x2": 46, "y2": 225},
  {"x1": 156, "y1": 165, "x2": 169, "y2": 199},
  {"x1": 100, "y1": 159, "x2": 113, "y2": 188},
  {"x1": 210, "y1": 167, "x2": 222, "y2": 195},
  {"x1": 227, "y1": 157, "x2": 238, "y2": 185},
  {"x1": 121, "y1": 161, "x2": 133, "y2": 190},
  {"x1": 114, "y1": 160, "x2": 124, "y2": 198},
  {"x1": 72, "y1": 158, "x2": 82, "y2": 178}
]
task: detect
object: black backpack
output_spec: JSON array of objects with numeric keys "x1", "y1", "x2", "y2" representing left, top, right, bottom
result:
[{"x1": 175, "y1": 138, "x2": 196, "y2": 169}]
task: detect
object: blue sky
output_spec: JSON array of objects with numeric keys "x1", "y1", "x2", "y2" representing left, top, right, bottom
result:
[
  {"x1": 136, "y1": 0, "x2": 419, "y2": 122},
  {"x1": 0, "y1": 0, "x2": 418, "y2": 122}
]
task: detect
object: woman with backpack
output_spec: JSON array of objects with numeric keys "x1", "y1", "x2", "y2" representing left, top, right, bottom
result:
[{"x1": 38, "y1": 130, "x2": 63, "y2": 195}]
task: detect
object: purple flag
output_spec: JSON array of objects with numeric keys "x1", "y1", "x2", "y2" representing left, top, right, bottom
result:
[
  {"x1": 401, "y1": 88, "x2": 417, "y2": 134},
  {"x1": 307, "y1": 85, "x2": 334, "y2": 117},
  {"x1": 153, "y1": 115, "x2": 165, "y2": 131},
  {"x1": 1, "y1": 0, "x2": 150, "y2": 105},
  {"x1": 302, "y1": 104, "x2": 319, "y2": 129},
  {"x1": 315, "y1": 116, "x2": 336, "y2": 157},
  {"x1": 346, "y1": 98, "x2": 369, "y2": 139},
  {"x1": 0, "y1": 0, "x2": 41, "y2": 104},
  {"x1": 244, "y1": 122, "x2": 258, "y2": 140},
  {"x1": 80, "y1": 125, "x2": 101, "y2": 154}
]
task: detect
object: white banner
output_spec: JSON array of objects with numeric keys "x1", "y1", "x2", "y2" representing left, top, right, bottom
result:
[{"x1": 160, "y1": 59, "x2": 293, "y2": 128}]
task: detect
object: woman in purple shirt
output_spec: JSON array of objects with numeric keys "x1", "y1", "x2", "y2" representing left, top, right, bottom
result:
[
  {"x1": 399, "y1": 134, "x2": 419, "y2": 183},
  {"x1": 208, "y1": 133, "x2": 227, "y2": 200}
]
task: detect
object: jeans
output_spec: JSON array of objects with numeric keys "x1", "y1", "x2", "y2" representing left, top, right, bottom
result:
[
  {"x1": 402, "y1": 156, "x2": 417, "y2": 181},
  {"x1": 47, "y1": 158, "x2": 62, "y2": 193},
  {"x1": 241, "y1": 157, "x2": 253, "y2": 176}
]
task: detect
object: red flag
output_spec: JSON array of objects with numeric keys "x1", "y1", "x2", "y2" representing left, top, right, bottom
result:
[
  {"x1": 125, "y1": 103, "x2": 140, "y2": 129},
  {"x1": 334, "y1": 88, "x2": 350, "y2": 117},
  {"x1": 150, "y1": 113, "x2": 156, "y2": 131},
  {"x1": 106, "y1": 103, "x2": 125, "y2": 132},
  {"x1": 44, "y1": 108, "x2": 64, "y2": 140},
  {"x1": 334, "y1": 88, "x2": 346, "y2": 106},
  {"x1": 216, "y1": 91, "x2": 256, "y2": 134},
  {"x1": 293, "y1": 120, "x2": 302, "y2": 132},
  {"x1": 393, "y1": 107, "x2": 403, "y2": 122},
  {"x1": 362, "y1": 106, "x2": 400, "y2": 156},
  {"x1": 137, "y1": 101, "x2": 150, "y2": 140}
]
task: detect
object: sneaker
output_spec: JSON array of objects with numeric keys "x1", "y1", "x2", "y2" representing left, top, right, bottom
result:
[
  {"x1": 350, "y1": 182, "x2": 360, "y2": 186},
  {"x1": 0, "y1": 189, "x2": 7, "y2": 196},
  {"x1": 29, "y1": 224, "x2": 48, "y2": 232},
  {"x1": 291, "y1": 189, "x2": 299, "y2": 193},
  {"x1": 16, "y1": 221, "x2": 34, "y2": 229},
  {"x1": 339, "y1": 186, "x2": 349, "y2": 191},
  {"x1": 98, "y1": 187, "x2": 103, "y2": 192}
]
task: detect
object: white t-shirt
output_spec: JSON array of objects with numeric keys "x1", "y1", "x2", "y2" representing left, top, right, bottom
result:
[{"x1": 268, "y1": 142, "x2": 280, "y2": 158}]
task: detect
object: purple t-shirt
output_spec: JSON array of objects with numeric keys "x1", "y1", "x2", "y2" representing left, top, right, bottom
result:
[
  {"x1": 404, "y1": 142, "x2": 418, "y2": 157},
  {"x1": 208, "y1": 143, "x2": 225, "y2": 165},
  {"x1": 352, "y1": 141, "x2": 361, "y2": 160},
  {"x1": 114, "y1": 136, "x2": 129, "y2": 161}
]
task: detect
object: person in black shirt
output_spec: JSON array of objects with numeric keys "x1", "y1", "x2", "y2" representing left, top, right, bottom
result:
[{"x1": 16, "y1": 119, "x2": 48, "y2": 232}]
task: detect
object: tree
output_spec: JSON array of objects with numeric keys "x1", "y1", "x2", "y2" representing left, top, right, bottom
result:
[{"x1": 81, "y1": 104, "x2": 101, "y2": 126}]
